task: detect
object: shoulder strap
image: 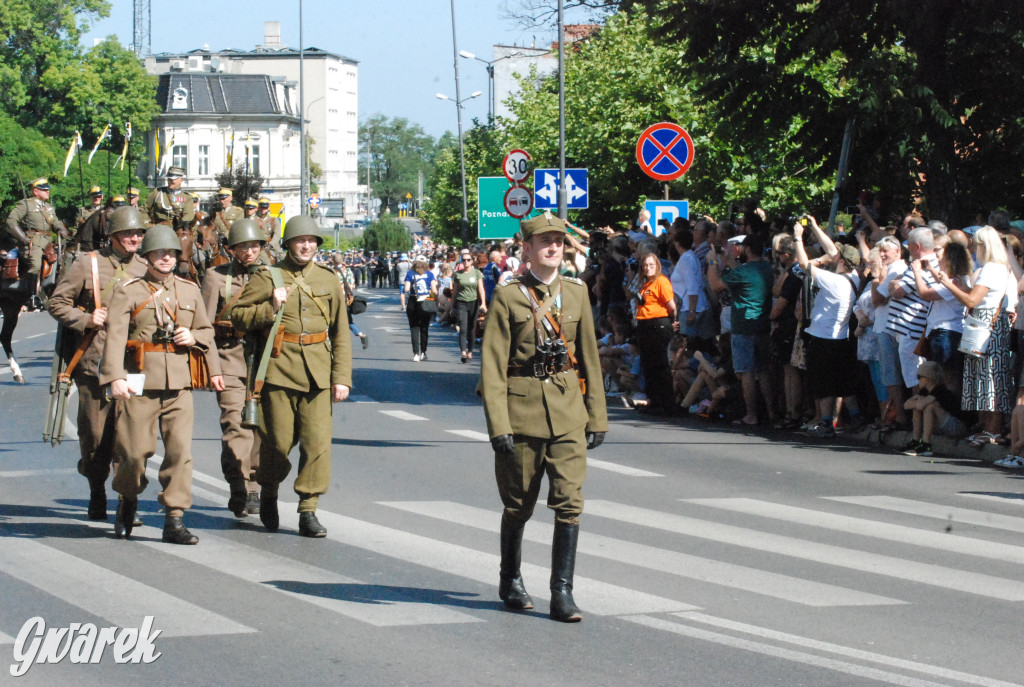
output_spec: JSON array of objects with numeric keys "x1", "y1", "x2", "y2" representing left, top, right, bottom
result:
[
  {"x1": 252, "y1": 267, "x2": 287, "y2": 395},
  {"x1": 89, "y1": 252, "x2": 101, "y2": 311}
]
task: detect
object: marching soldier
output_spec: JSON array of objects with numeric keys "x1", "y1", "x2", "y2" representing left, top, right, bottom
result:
[
  {"x1": 99, "y1": 224, "x2": 219, "y2": 544},
  {"x1": 200, "y1": 219, "x2": 265, "y2": 518},
  {"x1": 255, "y1": 197, "x2": 283, "y2": 260},
  {"x1": 48, "y1": 207, "x2": 149, "y2": 520},
  {"x1": 209, "y1": 188, "x2": 243, "y2": 237},
  {"x1": 479, "y1": 211, "x2": 607, "y2": 622},
  {"x1": 5, "y1": 177, "x2": 69, "y2": 307},
  {"x1": 76, "y1": 187, "x2": 105, "y2": 232},
  {"x1": 231, "y1": 215, "x2": 352, "y2": 538}
]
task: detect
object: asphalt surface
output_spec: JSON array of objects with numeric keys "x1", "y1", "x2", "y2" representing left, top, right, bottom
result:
[{"x1": 2, "y1": 285, "x2": 1024, "y2": 687}]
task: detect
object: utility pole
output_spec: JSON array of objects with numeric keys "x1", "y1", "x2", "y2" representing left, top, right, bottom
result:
[
  {"x1": 299, "y1": 0, "x2": 307, "y2": 215},
  {"x1": 557, "y1": 0, "x2": 567, "y2": 221}
]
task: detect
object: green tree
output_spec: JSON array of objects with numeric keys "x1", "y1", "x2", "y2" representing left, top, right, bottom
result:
[
  {"x1": 362, "y1": 216, "x2": 412, "y2": 254},
  {"x1": 0, "y1": 112, "x2": 61, "y2": 211},
  {"x1": 215, "y1": 164, "x2": 265, "y2": 206},
  {"x1": 360, "y1": 115, "x2": 435, "y2": 215}
]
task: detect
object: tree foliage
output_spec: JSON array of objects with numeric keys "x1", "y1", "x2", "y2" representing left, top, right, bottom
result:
[
  {"x1": 360, "y1": 115, "x2": 436, "y2": 216},
  {"x1": 362, "y1": 215, "x2": 413, "y2": 254},
  {"x1": 215, "y1": 164, "x2": 265, "y2": 205}
]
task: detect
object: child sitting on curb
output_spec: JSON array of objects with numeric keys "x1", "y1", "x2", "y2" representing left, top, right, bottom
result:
[{"x1": 899, "y1": 361, "x2": 971, "y2": 457}]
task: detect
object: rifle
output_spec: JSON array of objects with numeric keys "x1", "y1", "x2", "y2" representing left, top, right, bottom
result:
[
  {"x1": 242, "y1": 266, "x2": 285, "y2": 430},
  {"x1": 42, "y1": 325, "x2": 66, "y2": 444}
]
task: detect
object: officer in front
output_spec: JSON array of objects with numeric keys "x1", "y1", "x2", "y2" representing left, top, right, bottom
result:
[
  {"x1": 231, "y1": 215, "x2": 353, "y2": 538},
  {"x1": 480, "y1": 211, "x2": 608, "y2": 622},
  {"x1": 5, "y1": 177, "x2": 68, "y2": 307}
]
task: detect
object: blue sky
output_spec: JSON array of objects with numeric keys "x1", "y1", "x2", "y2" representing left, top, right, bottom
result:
[{"x1": 81, "y1": 1, "x2": 592, "y2": 140}]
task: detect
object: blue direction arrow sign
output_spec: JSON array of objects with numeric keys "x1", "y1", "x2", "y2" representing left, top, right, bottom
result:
[
  {"x1": 636, "y1": 122, "x2": 694, "y2": 182},
  {"x1": 533, "y1": 168, "x2": 588, "y2": 209}
]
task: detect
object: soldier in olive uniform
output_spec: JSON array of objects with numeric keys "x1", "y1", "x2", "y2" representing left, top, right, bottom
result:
[
  {"x1": 76, "y1": 187, "x2": 105, "y2": 232},
  {"x1": 100, "y1": 225, "x2": 219, "y2": 544},
  {"x1": 231, "y1": 215, "x2": 352, "y2": 538},
  {"x1": 5, "y1": 177, "x2": 68, "y2": 305},
  {"x1": 200, "y1": 219, "x2": 266, "y2": 518},
  {"x1": 255, "y1": 197, "x2": 283, "y2": 260},
  {"x1": 48, "y1": 207, "x2": 149, "y2": 520},
  {"x1": 143, "y1": 166, "x2": 195, "y2": 230},
  {"x1": 210, "y1": 188, "x2": 244, "y2": 238},
  {"x1": 480, "y1": 211, "x2": 608, "y2": 622}
]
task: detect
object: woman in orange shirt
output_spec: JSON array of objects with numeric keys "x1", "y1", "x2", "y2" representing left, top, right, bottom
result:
[{"x1": 635, "y1": 252, "x2": 678, "y2": 415}]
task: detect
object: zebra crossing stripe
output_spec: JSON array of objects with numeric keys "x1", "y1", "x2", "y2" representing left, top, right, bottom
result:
[
  {"x1": 380, "y1": 410, "x2": 428, "y2": 421},
  {"x1": 0, "y1": 630, "x2": 15, "y2": 645},
  {"x1": 378, "y1": 500, "x2": 902, "y2": 608},
  {"x1": 134, "y1": 531, "x2": 483, "y2": 628},
  {"x1": 0, "y1": 538, "x2": 255, "y2": 638},
  {"x1": 686, "y1": 497, "x2": 1024, "y2": 565},
  {"x1": 306, "y1": 505, "x2": 693, "y2": 616},
  {"x1": 828, "y1": 495, "x2": 1024, "y2": 534},
  {"x1": 445, "y1": 429, "x2": 490, "y2": 441},
  {"x1": 586, "y1": 500, "x2": 1024, "y2": 601}
]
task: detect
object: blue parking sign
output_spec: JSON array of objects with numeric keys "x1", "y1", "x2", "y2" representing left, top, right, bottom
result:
[{"x1": 644, "y1": 201, "x2": 689, "y2": 236}]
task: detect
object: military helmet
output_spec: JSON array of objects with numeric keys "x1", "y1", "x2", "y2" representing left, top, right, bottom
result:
[
  {"x1": 228, "y1": 218, "x2": 266, "y2": 247},
  {"x1": 281, "y1": 215, "x2": 322, "y2": 246},
  {"x1": 139, "y1": 224, "x2": 182, "y2": 255},
  {"x1": 107, "y1": 207, "x2": 147, "y2": 235}
]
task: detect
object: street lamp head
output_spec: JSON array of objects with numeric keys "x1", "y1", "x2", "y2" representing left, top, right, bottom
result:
[
  {"x1": 436, "y1": 93, "x2": 450, "y2": 101},
  {"x1": 470, "y1": 91, "x2": 483, "y2": 98},
  {"x1": 459, "y1": 49, "x2": 475, "y2": 60}
]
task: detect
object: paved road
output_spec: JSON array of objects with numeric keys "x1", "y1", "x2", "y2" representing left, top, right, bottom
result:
[{"x1": 2, "y1": 286, "x2": 1023, "y2": 686}]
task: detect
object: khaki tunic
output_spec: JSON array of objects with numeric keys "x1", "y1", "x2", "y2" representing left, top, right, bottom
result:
[
  {"x1": 480, "y1": 273, "x2": 607, "y2": 525},
  {"x1": 144, "y1": 188, "x2": 195, "y2": 228},
  {"x1": 5, "y1": 198, "x2": 61, "y2": 274},
  {"x1": 231, "y1": 256, "x2": 352, "y2": 509},
  {"x1": 48, "y1": 248, "x2": 148, "y2": 482},
  {"x1": 76, "y1": 204, "x2": 102, "y2": 231},
  {"x1": 100, "y1": 273, "x2": 214, "y2": 514},
  {"x1": 210, "y1": 205, "x2": 244, "y2": 237},
  {"x1": 201, "y1": 260, "x2": 261, "y2": 489},
  {"x1": 257, "y1": 214, "x2": 283, "y2": 258}
]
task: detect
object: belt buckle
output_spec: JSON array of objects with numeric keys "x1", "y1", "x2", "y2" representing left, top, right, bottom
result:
[{"x1": 532, "y1": 362, "x2": 546, "y2": 379}]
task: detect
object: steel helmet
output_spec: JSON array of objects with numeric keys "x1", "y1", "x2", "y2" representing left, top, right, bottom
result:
[
  {"x1": 107, "y1": 207, "x2": 147, "y2": 235},
  {"x1": 281, "y1": 215, "x2": 322, "y2": 246},
  {"x1": 139, "y1": 224, "x2": 182, "y2": 255},
  {"x1": 228, "y1": 218, "x2": 267, "y2": 247}
]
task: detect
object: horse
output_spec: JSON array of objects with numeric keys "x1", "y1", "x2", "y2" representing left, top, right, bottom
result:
[{"x1": 0, "y1": 244, "x2": 59, "y2": 383}]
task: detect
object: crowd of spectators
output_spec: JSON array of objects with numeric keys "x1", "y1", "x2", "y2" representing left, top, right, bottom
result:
[{"x1": 325, "y1": 200, "x2": 1024, "y2": 466}]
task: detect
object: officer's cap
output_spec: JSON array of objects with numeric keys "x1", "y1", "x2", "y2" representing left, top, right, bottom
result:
[
  {"x1": 127, "y1": 187, "x2": 140, "y2": 198},
  {"x1": 166, "y1": 166, "x2": 185, "y2": 178},
  {"x1": 520, "y1": 211, "x2": 567, "y2": 241},
  {"x1": 88, "y1": 186, "x2": 103, "y2": 197},
  {"x1": 258, "y1": 197, "x2": 271, "y2": 207},
  {"x1": 30, "y1": 177, "x2": 50, "y2": 190},
  {"x1": 111, "y1": 195, "x2": 126, "y2": 206},
  {"x1": 217, "y1": 188, "x2": 233, "y2": 198},
  {"x1": 244, "y1": 199, "x2": 258, "y2": 208},
  {"x1": 190, "y1": 192, "x2": 201, "y2": 202}
]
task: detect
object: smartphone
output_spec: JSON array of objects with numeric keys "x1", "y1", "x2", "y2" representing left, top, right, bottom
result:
[{"x1": 919, "y1": 259, "x2": 928, "y2": 269}]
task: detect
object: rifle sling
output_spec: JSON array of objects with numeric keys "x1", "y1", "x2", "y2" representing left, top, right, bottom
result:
[{"x1": 252, "y1": 266, "x2": 285, "y2": 395}]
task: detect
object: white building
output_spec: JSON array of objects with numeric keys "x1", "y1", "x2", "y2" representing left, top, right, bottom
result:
[
  {"x1": 146, "y1": 73, "x2": 303, "y2": 220},
  {"x1": 146, "y1": 22, "x2": 362, "y2": 219}
]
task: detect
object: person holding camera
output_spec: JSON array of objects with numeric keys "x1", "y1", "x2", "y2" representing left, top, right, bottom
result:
[
  {"x1": 100, "y1": 225, "x2": 219, "y2": 544},
  {"x1": 480, "y1": 211, "x2": 607, "y2": 622}
]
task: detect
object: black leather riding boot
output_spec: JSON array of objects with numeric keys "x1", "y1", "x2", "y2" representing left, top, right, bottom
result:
[
  {"x1": 87, "y1": 479, "x2": 107, "y2": 521},
  {"x1": 227, "y1": 478, "x2": 248, "y2": 518},
  {"x1": 549, "y1": 521, "x2": 582, "y2": 622},
  {"x1": 498, "y1": 514, "x2": 534, "y2": 610}
]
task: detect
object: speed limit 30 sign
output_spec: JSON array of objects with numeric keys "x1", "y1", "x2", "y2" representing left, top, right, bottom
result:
[{"x1": 503, "y1": 149, "x2": 532, "y2": 185}]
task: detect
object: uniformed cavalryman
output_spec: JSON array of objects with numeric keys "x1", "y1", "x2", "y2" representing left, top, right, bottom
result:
[
  {"x1": 48, "y1": 206, "x2": 149, "y2": 520},
  {"x1": 143, "y1": 166, "x2": 195, "y2": 230},
  {"x1": 5, "y1": 177, "x2": 69, "y2": 302},
  {"x1": 76, "y1": 187, "x2": 105, "y2": 232},
  {"x1": 209, "y1": 188, "x2": 244, "y2": 237},
  {"x1": 99, "y1": 224, "x2": 219, "y2": 544},
  {"x1": 255, "y1": 197, "x2": 283, "y2": 260},
  {"x1": 111, "y1": 195, "x2": 126, "y2": 207},
  {"x1": 479, "y1": 211, "x2": 608, "y2": 622},
  {"x1": 200, "y1": 218, "x2": 266, "y2": 518},
  {"x1": 231, "y1": 215, "x2": 352, "y2": 538}
]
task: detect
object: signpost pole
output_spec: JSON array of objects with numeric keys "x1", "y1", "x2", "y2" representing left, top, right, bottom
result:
[
  {"x1": 664, "y1": 183, "x2": 669, "y2": 201},
  {"x1": 557, "y1": 0, "x2": 567, "y2": 221}
]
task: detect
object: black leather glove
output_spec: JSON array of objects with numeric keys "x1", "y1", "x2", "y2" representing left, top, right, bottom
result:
[
  {"x1": 491, "y1": 434, "x2": 515, "y2": 455},
  {"x1": 586, "y1": 431, "x2": 605, "y2": 450}
]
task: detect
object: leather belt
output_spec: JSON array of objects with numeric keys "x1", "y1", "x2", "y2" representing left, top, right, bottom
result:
[
  {"x1": 507, "y1": 363, "x2": 574, "y2": 378},
  {"x1": 280, "y1": 331, "x2": 328, "y2": 345},
  {"x1": 128, "y1": 341, "x2": 188, "y2": 354},
  {"x1": 214, "y1": 322, "x2": 245, "y2": 339}
]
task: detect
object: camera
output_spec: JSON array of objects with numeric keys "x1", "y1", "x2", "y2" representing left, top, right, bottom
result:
[{"x1": 152, "y1": 321, "x2": 178, "y2": 344}]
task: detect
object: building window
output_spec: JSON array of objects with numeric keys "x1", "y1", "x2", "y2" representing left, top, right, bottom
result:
[
  {"x1": 172, "y1": 145, "x2": 187, "y2": 172},
  {"x1": 197, "y1": 145, "x2": 209, "y2": 175},
  {"x1": 250, "y1": 145, "x2": 260, "y2": 176}
]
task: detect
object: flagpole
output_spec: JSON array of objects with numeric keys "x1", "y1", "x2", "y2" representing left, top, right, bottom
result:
[
  {"x1": 125, "y1": 124, "x2": 132, "y2": 194},
  {"x1": 76, "y1": 137, "x2": 85, "y2": 211},
  {"x1": 106, "y1": 132, "x2": 111, "y2": 200}
]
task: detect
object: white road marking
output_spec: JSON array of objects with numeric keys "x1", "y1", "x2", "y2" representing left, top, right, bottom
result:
[
  {"x1": 624, "y1": 614, "x2": 988, "y2": 687},
  {"x1": 445, "y1": 429, "x2": 489, "y2": 441},
  {"x1": 585, "y1": 500, "x2": 1024, "y2": 601},
  {"x1": 380, "y1": 501, "x2": 901, "y2": 608},
  {"x1": 0, "y1": 468, "x2": 78, "y2": 478},
  {"x1": 0, "y1": 537, "x2": 255, "y2": 639},
  {"x1": 380, "y1": 410, "x2": 428, "y2": 421},
  {"x1": 25, "y1": 332, "x2": 48, "y2": 339},
  {"x1": 687, "y1": 497, "x2": 1024, "y2": 564},
  {"x1": 372, "y1": 326, "x2": 405, "y2": 333},
  {"x1": 0, "y1": 630, "x2": 14, "y2": 645},
  {"x1": 827, "y1": 495, "x2": 1024, "y2": 534},
  {"x1": 587, "y1": 458, "x2": 662, "y2": 477}
]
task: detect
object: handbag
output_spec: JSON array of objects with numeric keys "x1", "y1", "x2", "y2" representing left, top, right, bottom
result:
[
  {"x1": 958, "y1": 303, "x2": 1001, "y2": 358},
  {"x1": 419, "y1": 297, "x2": 438, "y2": 314},
  {"x1": 913, "y1": 332, "x2": 931, "y2": 358},
  {"x1": 349, "y1": 296, "x2": 367, "y2": 315}
]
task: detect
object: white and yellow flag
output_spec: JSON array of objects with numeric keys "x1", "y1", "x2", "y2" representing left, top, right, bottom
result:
[
  {"x1": 116, "y1": 121, "x2": 132, "y2": 169},
  {"x1": 87, "y1": 123, "x2": 111, "y2": 164},
  {"x1": 63, "y1": 131, "x2": 84, "y2": 177}
]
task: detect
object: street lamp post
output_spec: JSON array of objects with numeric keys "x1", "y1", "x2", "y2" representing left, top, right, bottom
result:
[
  {"x1": 436, "y1": 90, "x2": 482, "y2": 246},
  {"x1": 458, "y1": 49, "x2": 523, "y2": 122}
]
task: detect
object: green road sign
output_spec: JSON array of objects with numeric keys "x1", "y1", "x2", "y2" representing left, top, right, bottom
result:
[{"x1": 478, "y1": 176, "x2": 525, "y2": 240}]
